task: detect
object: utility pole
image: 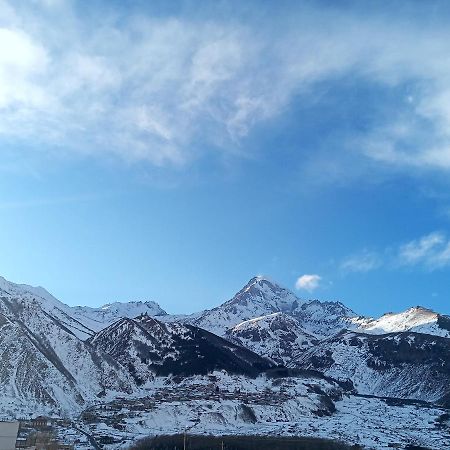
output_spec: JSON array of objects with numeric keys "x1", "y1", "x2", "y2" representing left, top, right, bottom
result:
[{"x1": 183, "y1": 427, "x2": 186, "y2": 450}]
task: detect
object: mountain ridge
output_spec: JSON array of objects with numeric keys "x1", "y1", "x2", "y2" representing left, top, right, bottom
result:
[{"x1": 3, "y1": 274, "x2": 448, "y2": 339}]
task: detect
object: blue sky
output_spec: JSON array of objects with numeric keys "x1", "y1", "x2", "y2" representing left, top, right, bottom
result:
[{"x1": 2, "y1": 0, "x2": 450, "y2": 316}]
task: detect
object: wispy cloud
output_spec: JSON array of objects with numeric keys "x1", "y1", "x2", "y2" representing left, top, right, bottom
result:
[
  {"x1": 2, "y1": 2, "x2": 450, "y2": 173},
  {"x1": 340, "y1": 250, "x2": 382, "y2": 273},
  {"x1": 295, "y1": 274, "x2": 321, "y2": 293},
  {"x1": 397, "y1": 231, "x2": 450, "y2": 269},
  {"x1": 341, "y1": 231, "x2": 450, "y2": 274}
]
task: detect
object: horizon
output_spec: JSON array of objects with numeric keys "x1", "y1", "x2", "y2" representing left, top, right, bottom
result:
[
  {"x1": 2, "y1": 0, "x2": 450, "y2": 317},
  {"x1": 0, "y1": 272, "x2": 442, "y2": 320}
]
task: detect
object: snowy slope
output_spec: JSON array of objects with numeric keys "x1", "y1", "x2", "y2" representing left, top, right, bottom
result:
[
  {"x1": 191, "y1": 277, "x2": 450, "y2": 341},
  {"x1": 225, "y1": 313, "x2": 318, "y2": 365},
  {"x1": 0, "y1": 291, "x2": 135, "y2": 417},
  {"x1": 0, "y1": 276, "x2": 96, "y2": 340},
  {"x1": 106, "y1": 394, "x2": 449, "y2": 450},
  {"x1": 296, "y1": 330, "x2": 450, "y2": 402},
  {"x1": 291, "y1": 300, "x2": 361, "y2": 338},
  {"x1": 76, "y1": 371, "x2": 348, "y2": 449}
]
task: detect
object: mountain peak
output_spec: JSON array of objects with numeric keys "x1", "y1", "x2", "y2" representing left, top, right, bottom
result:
[
  {"x1": 231, "y1": 276, "x2": 299, "y2": 310},
  {"x1": 0, "y1": 275, "x2": 74, "y2": 324},
  {"x1": 241, "y1": 275, "x2": 273, "y2": 291},
  {"x1": 190, "y1": 277, "x2": 301, "y2": 336},
  {"x1": 408, "y1": 305, "x2": 436, "y2": 314},
  {"x1": 0, "y1": 275, "x2": 55, "y2": 302},
  {"x1": 249, "y1": 274, "x2": 272, "y2": 283}
]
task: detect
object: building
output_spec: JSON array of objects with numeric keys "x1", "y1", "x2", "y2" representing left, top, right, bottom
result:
[
  {"x1": 30, "y1": 418, "x2": 51, "y2": 431},
  {"x1": 0, "y1": 421, "x2": 19, "y2": 450}
]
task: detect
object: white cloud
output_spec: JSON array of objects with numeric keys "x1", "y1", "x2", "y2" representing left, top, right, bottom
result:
[
  {"x1": 340, "y1": 250, "x2": 382, "y2": 273},
  {"x1": 0, "y1": 27, "x2": 48, "y2": 109},
  {"x1": 2, "y1": 2, "x2": 450, "y2": 172},
  {"x1": 397, "y1": 232, "x2": 450, "y2": 269},
  {"x1": 341, "y1": 231, "x2": 450, "y2": 274},
  {"x1": 295, "y1": 274, "x2": 321, "y2": 293}
]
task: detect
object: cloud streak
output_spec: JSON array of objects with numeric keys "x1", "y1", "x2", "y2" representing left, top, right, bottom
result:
[
  {"x1": 397, "y1": 232, "x2": 450, "y2": 269},
  {"x1": 0, "y1": 192, "x2": 113, "y2": 210},
  {"x1": 340, "y1": 250, "x2": 382, "y2": 273},
  {"x1": 341, "y1": 231, "x2": 450, "y2": 274}
]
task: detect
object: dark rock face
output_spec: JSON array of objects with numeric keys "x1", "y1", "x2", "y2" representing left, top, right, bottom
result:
[
  {"x1": 89, "y1": 314, "x2": 274, "y2": 383},
  {"x1": 437, "y1": 315, "x2": 450, "y2": 333},
  {"x1": 365, "y1": 332, "x2": 450, "y2": 371}
]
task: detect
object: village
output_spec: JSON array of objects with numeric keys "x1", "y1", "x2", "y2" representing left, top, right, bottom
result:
[
  {"x1": 82, "y1": 379, "x2": 300, "y2": 421},
  {"x1": 80, "y1": 374, "x2": 318, "y2": 425}
]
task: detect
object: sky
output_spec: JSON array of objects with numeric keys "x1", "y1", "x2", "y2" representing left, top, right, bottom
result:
[{"x1": 2, "y1": 0, "x2": 450, "y2": 317}]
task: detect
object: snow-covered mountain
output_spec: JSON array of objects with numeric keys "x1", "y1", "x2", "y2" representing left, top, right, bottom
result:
[
  {"x1": 0, "y1": 276, "x2": 169, "y2": 340},
  {"x1": 89, "y1": 314, "x2": 274, "y2": 383},
  {"x1": 71, "y1": 300, "x2": 167, "y2": 334},
  {"x1": 355, "y1": 306, "x2": 450, "y2": 338},
  {"x1": 190, "y1": 276, "x2": 302, "y2": 336},
  {"x1": 296, "y1": 330, "x2": 450, "y2": 403},
  {"x1": 189, "y1": 276, "x2": 361, "y2": 339},
  {"x1": 225, "y1": 313, "x2": 318, "y2": 366},
  {"x1": 0, "y1": 280, "x2": 135, "y2": 417}
]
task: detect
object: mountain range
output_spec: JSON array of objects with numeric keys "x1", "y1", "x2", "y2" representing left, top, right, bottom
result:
[{"x1": 1, "y1": 274, "x2": 450, "y2": 449}]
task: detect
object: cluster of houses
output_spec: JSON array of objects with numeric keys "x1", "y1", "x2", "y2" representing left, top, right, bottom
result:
[
  {"x1": 0, "y1": 417, "x2": 73, "y2": 450},
  {"x1": 82, "y1": 380, "x2": 294, "y2": 426}
]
